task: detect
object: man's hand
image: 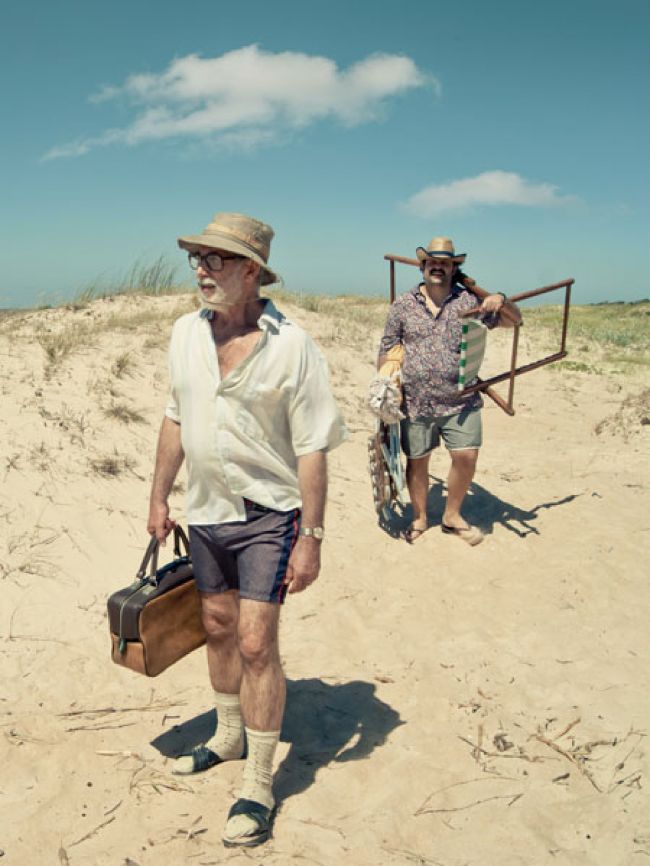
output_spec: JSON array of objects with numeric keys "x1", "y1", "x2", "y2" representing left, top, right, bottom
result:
[
  {"x1": 284, "y1": 536, "x2": 321, "y2": 594},
  {"x1": 147, "y1": 499, "x2": 176, "y2": 544},
  {"x1": 479, "y1": 293, "x2": 505, "y2": 315}
]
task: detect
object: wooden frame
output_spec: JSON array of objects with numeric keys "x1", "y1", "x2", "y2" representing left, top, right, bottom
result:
[{"x1": 384, "y1": 253, "x2": 574, "y2": 416}]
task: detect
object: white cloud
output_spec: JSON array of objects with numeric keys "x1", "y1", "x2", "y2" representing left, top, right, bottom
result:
[
  {"x1": 402, "y1": 170, "x2": 578, "y2": 217},
  {"x1": 43, "y1": 45, "x2": 431, "y2": 160}
]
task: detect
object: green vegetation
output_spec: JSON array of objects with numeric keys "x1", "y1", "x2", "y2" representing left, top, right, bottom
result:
[
  {"x1": 524, "y1": 301, "x2": 650, "y2": 371},
  {"x1": 16, "y1": 275, "x2": 650, "y2": 378},
  {"x1": 269, "y1": 287, "x2": 387, "y2": 326}
]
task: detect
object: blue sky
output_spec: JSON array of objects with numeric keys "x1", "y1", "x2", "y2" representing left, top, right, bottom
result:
[{"x1": 1, "y1": 0, "x2": 648, "y2": 308}]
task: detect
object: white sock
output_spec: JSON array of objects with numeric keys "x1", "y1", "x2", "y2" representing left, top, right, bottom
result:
[
  {"x1": 207, "y1": 691, "x2": 245, "y2": 760},
  {"x1": 240, "y1": 727, "x2": 280, "y2": 809},
  {"x1": 224, "y1": 728, "x2": 279, "y2": 842}
]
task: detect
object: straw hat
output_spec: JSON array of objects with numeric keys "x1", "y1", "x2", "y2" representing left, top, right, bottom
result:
[
  {"x1": 177, "y1": 212, "x2": 279, "y2": 285},
  {"x1": 415, "y1": 236, "x2": 466, "y2": 265}
]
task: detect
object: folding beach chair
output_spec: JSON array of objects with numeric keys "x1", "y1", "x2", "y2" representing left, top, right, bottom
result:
[
  {"x1": 458, "y1": 318, "x2": 488, "y2": 392},
  {"x1": 367, "y1": 420, "x2": 406, "y2": 519}
]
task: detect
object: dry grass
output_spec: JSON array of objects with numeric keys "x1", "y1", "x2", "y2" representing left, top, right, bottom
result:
[
  {"x1": 110, "y1": 352, "x2": 135, "y2": 379},
  {"x1": 38, "y1": 404, "x2": 89, "y2": 444},
  {"x1": 594, "y1": 387, "x2": 650, "y2": 441},
  {"x1": 89, "y1": 452, "x2": 143, "y2": 479},
  {"x1": 72, "y1": 256, "x2": 189, "y2": 304},
  {"x1": 103, "y1": 403, "x2": 146, "y2": 425},
  {"x1": 37, "y1": 325, "x2": 93, "y2": 372}
]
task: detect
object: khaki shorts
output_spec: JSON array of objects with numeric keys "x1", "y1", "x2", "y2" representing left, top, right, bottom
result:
[{"x1": 400, "y1": 408, "x2": 482, "y2": 458}]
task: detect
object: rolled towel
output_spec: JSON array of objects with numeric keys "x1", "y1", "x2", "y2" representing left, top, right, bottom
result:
[{"x1": 367, "y1": 373, "x2": 404, "y2": 424}]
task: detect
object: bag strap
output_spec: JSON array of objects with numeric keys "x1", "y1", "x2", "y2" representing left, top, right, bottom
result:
[
  {"x1": 137, "y1": 535, "x2": 159, "y2": 580},
  {"x1": 136, "y1": 524, "x2": 191, "y2": 582},
  {"x1": 173, "y1": 524, "x2": 190, "y2": 559}
]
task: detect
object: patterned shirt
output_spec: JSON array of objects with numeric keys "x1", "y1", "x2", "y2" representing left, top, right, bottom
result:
[{"x1": 379, "y1": 284, "x2": 498, "y2": 418}]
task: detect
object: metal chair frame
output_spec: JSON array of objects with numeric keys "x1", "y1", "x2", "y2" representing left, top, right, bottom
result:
[{"x1": 384, "y1": 253, "x2": 574, "y2": 416}]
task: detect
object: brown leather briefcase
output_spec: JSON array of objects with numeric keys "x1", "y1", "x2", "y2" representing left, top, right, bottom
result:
[{"x1": 107, "y1": 525, "x2": 206, "y2": 676}]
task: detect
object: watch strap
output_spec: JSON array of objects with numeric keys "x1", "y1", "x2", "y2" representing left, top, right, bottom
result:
[{"x1": 299, "y1": 526, "x2": 324, "y2": 540}]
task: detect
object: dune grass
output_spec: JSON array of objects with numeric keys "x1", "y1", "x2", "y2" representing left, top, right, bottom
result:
[
  {"x1": 69, "y1": 256, "x2": 189, "y2": 309},
  {"x1": 37, "y1": 325, "x2": 94, "y2": 373},
  {"x1": 524, "y1": 301, "x2": 650, "y2": 370},
  {"x1": 23, "y1": 274, "x2": 650, "y2": 378}
]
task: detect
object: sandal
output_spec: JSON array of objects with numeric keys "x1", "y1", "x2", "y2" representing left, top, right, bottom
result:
[
  {"x1": 172, "y1": 744, "x2": 224, "y2": 775},
  {"x1": 222, "y1": 798, "x2": 274, "y2": 848},
  {"x1": 441, "y1": 523, "x2": 484, "y2": 546},
  {"x1": 404, "y1": 525, "x2": 427, "y2": 544}
]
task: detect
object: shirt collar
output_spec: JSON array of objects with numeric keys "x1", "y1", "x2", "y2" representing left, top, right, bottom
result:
[
  {"x1": 257, "y1": 298, "x2": 285, "y2": 332},
  {"x1": 199, "y1": 298, "x2": 285, "y2": 333},
  {"x1": 413, "y1": 282, "x2": 463, "y2": 307}
]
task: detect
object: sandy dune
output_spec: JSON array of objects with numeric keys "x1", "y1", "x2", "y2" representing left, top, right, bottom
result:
[{"x1": 1, "y1": 293, "x2": 648, "y2": 865}]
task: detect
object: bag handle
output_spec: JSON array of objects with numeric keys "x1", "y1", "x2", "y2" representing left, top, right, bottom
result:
[{"x1": 136, "y1": 524, "x2": 191, "y2": 582}]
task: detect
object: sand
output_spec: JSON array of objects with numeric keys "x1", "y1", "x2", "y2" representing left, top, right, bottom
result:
[{"x1": 0, "y1": 293, "x2": 648, "y2": 866}]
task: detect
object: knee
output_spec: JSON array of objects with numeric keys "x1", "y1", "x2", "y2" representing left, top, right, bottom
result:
[
  {"x1": 238, "y1": 628, "x2": 276, "y2": 673},
  {"x1": 201, "y1": 598, "x2": 238, "y2": 642},
  {"x1": 451, "y1": 449, "x2": 478, "y2": 470}
]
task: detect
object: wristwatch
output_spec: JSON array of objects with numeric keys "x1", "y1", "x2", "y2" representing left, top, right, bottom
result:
[{"x1": 299, "y1": 526, "x2": 324, "y2": 540}]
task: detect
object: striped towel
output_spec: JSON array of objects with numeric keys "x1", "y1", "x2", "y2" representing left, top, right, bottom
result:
[{"x1": 458, "y1": 319, "x2": 488, "y2": 391}]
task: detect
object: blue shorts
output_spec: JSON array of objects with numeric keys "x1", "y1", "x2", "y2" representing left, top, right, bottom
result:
[{"x1": 189, "y1": 500, "x2": 301, "y2": 604}]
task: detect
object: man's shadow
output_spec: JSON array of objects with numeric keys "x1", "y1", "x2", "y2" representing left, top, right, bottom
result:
[
  {"x1": 151, "y1": 677, "x2": 403, "y2": 808},
  {"x1": 380, "y1": 475, "x2": 580, "y2": 539}
]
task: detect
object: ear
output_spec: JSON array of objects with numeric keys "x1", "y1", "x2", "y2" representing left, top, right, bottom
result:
[{"x1": 242, "y1": 258, "x2": 261, "y2": 284}]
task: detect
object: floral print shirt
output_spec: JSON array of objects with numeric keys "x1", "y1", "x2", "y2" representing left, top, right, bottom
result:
[{"x1": 379, "y1": 284, "x2": 498, "y2": 418}]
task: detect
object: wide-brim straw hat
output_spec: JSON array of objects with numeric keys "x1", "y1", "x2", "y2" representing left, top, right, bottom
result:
[
  {"x1": 415, "y1": 236, "x2": 466, "y2": 265},
  {"x1": 177, "y1": 212, "x2": 280, "y2": 286}
]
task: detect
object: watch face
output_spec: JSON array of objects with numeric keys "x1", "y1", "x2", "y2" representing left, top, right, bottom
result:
[{"x1": 312, "y1": 527, "x2": 324, "y2": 539}]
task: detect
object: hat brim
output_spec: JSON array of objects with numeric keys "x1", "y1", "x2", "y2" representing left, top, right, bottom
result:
[
  {"x1": 177, "y1": 232, "x2": 279, "y2": 286},
  {"x1": 416, "y1": 246, "x2": 466, "y2": 265}
]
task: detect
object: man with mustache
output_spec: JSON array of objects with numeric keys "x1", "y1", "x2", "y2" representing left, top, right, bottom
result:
[
  {"x1": 377, "y1": 237, "x2": 513, "y2": 546},
  {"x1": 148, "y1": 213, "x2": 347, "y2": 847}
]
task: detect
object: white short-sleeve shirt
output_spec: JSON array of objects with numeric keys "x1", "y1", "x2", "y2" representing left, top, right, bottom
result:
[{"x1": 166, "y1": 300, "x2": 348, "y2": 524}]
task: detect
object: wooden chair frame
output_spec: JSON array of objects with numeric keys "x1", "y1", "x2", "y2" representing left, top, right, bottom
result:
[{"x1": 384, "y1": 253, "x2": 574, "y2": 416}]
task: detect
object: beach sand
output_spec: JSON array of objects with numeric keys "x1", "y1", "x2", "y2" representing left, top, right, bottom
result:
[{"x1": 1, "y1": 293, "x2": 648, "y2": 865}]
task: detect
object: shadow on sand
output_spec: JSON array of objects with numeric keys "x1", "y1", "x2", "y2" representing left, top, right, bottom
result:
[
  {"x1": 151, "y1": 677, "x2": 403, "y2": 808},
  {"x1": 379, "y1": 474, "x2": 580, "y2": 539}
]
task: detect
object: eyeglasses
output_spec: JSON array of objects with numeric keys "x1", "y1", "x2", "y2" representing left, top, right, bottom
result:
[{"x1": 188, "y1": 251, "x2": 243, "y2": 272}]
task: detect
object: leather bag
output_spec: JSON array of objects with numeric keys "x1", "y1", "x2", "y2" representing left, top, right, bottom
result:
[{"x1": 107, "y1": 525, "x2": 206, "y2": 676}]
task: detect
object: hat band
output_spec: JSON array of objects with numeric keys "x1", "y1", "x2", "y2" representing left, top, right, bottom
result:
[
  {"x1": 206, "y1": 225, "x2": 269, "y2": 264},
  {"x1": 425, "y1": 250, "x2": 455, "y2": 258}
]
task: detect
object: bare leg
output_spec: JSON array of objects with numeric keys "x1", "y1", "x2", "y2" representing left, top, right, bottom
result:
[
  {"x1": 405, "y1": 454, "x2": 431, "y2": 538},
  {"x1": 443, "y1": 448, "x2": 478, "y2": 529},
  {"x1": 223, "y1": 598, "x2": 283, "y2": 843},
  {"x1": 172, "y1": 590, "x2": 244, "y2": 772},
  {"x1": 238, "y1": 599, "x2": 284, "y2": 731},
  {"x1": 201, "y1": 589, "x2": 242, "y2": 693}
]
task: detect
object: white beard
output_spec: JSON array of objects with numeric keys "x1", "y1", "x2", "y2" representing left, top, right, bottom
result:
[{"x1": 196, "y1": 283, "x2": 238, "y2": 311}]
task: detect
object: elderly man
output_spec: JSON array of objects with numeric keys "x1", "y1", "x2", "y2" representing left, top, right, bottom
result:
[
  {"x1": 378, "y1": 237, "x2": 515, "y2": 546},
  {"x1": 148, "y1": 212, "x2": 347, "y2": 847}
]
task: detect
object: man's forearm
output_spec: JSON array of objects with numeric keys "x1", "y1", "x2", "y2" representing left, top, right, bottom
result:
[
  {"x1": 284, "y1": 450, "x2": 327, "y2": 593},
  {"x1": 150, "y1": 416, "x2": 184, "y2": 505},
  {"x1": 296, "y1": 450, "x2": 327, "y2": 526}
]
